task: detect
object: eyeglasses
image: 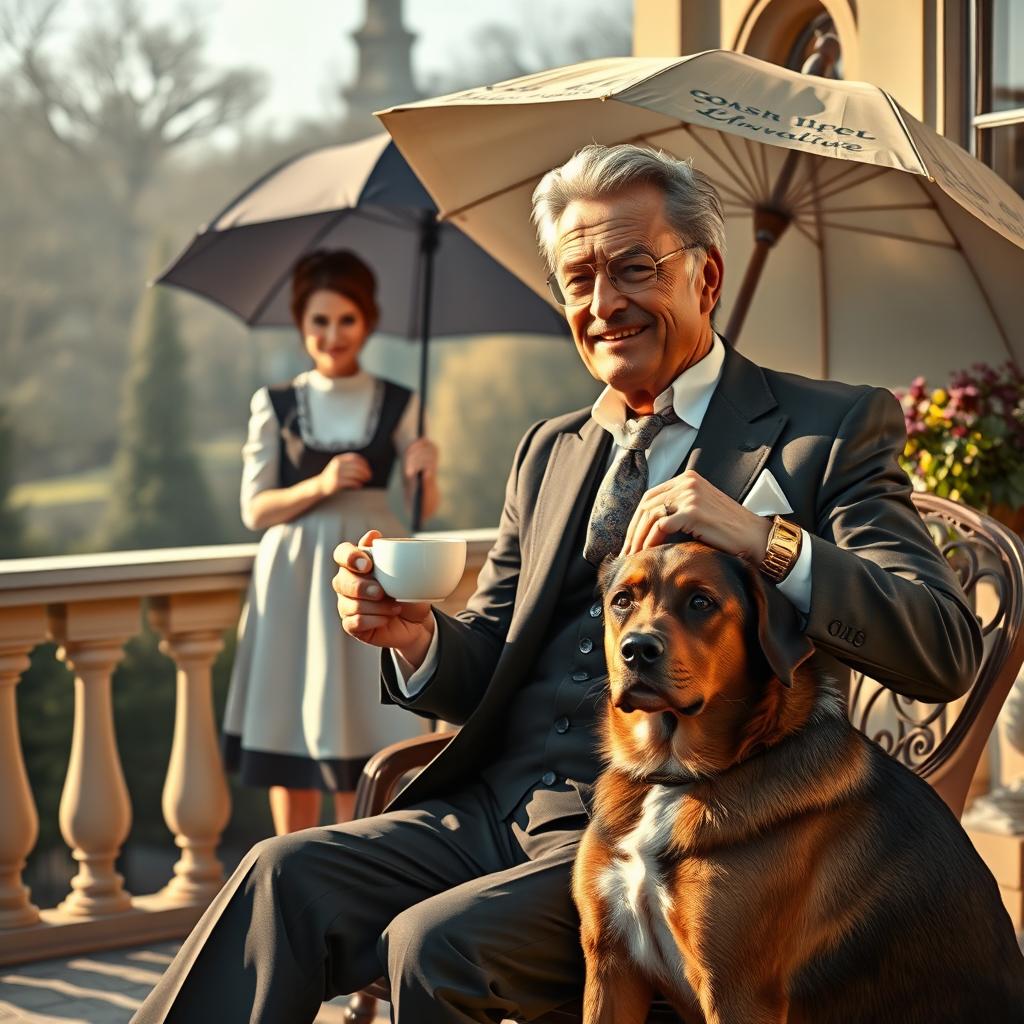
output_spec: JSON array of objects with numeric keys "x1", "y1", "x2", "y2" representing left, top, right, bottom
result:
[{"x1": 546, "y1": 243, "x2": 703, "y2": 307}]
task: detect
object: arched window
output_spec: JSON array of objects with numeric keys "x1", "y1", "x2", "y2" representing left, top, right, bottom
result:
[
  {"x1": 784, "y1": 10, "x2": 843, "y2": 79},
  {"x1": 735, "y1": 1, "x2": 846, "y2": 81}
]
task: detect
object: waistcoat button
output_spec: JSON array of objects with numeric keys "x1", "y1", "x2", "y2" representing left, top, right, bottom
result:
[
  {"x1": 589, "y1": 602, "x2": 602, "y2": 618},
  {"x1": 555, "y1": 716, "x2": 570, "y2": 734},
  {"x1": 579, "y1": 637, "x2": 593, "y2": 654},
  {"x1": 541, "y1": 770, "x2": 557, "y2": 786},
  {"x1": 571, "y1": 670, "x2": 589, "y2": 682}
]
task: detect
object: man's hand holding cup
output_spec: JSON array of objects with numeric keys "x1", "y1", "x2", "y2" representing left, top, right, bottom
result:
[{"x1": 333, "y1": 529, "x2": 466, "y2": 672}]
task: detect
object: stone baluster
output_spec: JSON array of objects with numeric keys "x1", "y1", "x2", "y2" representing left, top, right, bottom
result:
[
  {"x1": 49, "y1": 599, "x2": 139, "y2": 917},
  {"x1": 0, "y1": 606, "x2": 47, "y2": 928},
  {"x1": 149, "y1": 591, "x2": 238, "y2": 904}
]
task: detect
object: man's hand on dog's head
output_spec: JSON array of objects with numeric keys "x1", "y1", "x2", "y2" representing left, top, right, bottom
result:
[{"x1": 621, "y1": 469, "x2": 772, "y2": 564}]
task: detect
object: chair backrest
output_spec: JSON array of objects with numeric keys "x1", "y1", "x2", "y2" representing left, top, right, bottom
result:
[{"x1": 848, "y1": 492, "x2": 1024, "y2": 816}]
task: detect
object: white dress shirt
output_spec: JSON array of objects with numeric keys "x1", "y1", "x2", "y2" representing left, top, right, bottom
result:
[{"x1": 394, "y1": 335, "x2": 811, "y2": 693}]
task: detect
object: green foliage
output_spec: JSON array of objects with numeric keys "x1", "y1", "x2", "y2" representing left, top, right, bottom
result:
[
  {"x1": 0, "y1": 406, "x2": 26, "y2": 556},
  {"x1": 895, "y1": 363, "x2": 1024, "y2": 512},
  {"x1": 98, "y1": 244, "x2": 226, "y2": 549}
]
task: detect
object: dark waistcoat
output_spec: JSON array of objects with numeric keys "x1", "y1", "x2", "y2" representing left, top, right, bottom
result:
[
  {"x1": 266, "y1": 378, "x2": 411, "y2": 489},
  {"x1": 481, "y1": 472, "x2": 608, "y2": 818}
]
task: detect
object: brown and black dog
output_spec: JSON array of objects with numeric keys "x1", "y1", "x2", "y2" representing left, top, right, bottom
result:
[{"x1": 573, "y1": 541, "x2": 1024, "y2": 1024}]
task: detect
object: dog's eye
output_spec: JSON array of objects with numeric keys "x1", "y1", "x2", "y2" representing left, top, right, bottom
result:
[
  {"x1": 611, "y1": 590, "x2": 632, "y2": 610},
  {"x1": 689, "y1": 592, "x2": 715, "y2": 612}
]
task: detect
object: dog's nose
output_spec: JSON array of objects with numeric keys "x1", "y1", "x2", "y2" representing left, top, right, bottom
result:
[{"x1": 619, "y1": 631, "x2": 664, "y2": 665}]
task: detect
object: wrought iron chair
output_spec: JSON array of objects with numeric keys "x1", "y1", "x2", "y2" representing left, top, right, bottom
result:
[{"x1": 345, "y1": 493, "x2": 1024, "y2": 1022}]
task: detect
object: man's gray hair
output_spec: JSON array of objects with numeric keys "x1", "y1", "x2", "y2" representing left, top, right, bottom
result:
[{"x1": 531, "y1": 144, "x2": 726, "y2": 279}]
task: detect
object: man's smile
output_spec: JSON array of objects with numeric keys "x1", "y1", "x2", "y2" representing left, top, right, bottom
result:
[{"x1": 590, "y1": 324, "x2": 648, "y2": 343}]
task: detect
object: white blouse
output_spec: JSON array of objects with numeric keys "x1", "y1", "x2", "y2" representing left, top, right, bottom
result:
[{"x1": 240, "y1": 369, "x2": 420, "y2": 529}]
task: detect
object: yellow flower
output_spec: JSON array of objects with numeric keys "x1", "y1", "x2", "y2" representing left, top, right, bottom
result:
[{"x1": 931, "y1": 388, "x2": 948, "y2": 405}]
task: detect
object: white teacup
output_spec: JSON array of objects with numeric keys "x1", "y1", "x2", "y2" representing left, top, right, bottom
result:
[{"x1": 363, "y1": 537, "x2": 467, "y2": 603}]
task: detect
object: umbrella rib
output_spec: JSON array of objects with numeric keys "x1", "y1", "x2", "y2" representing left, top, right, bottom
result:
[
  {"x1": 717, "y1": 131, "x2": 764, "y2": 200},
  {"x1": 812, "y1": 161, "x2": 830, "y2": 379},
  {"x1": 791, "y1": 165, "x2": 893, "y2": 211},
  {"x1": 673, "y1": 125, "x2": 756, "y2": 204},
  {"x1": 245, "y1": 209, "x2": 352, "y2": 325},
  {"x1": 910, "y1": 175, "x2": 1017, "y2": 365},
  {"x1": 790, "y1": 219, "x2": 821, "y2": 248},
  {"x1": 786, "y1": 161, "x2": 879, "y2": 209},
  {"x1": 817, "y1": 221, "x2": 959, "y2": 248},
  {"x1": 743, "y1": 138, "x2": 769, "y2": 196},
  {"x1": 781, "y1": 155, "x2": 820, "y2": 211},
  {"x1": 758, "y1": 141, "x2": 773, "y2": 201},
  {"x1": 438, "y1": 122, "x2": 688, "y2": 222},
  {"x1": 809, "y1": 201, "x2": 935, "y2": 214}
]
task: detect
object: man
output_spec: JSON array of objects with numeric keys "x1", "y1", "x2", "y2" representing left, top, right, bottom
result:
[{"x1": 135, "y1": 145, "x2": 980, "y2": 1023}]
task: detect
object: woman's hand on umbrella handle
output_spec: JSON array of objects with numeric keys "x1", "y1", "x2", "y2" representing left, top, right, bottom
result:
[
  {"x1": 320, "y1": 452, "x2": 373, "y2": 496},
  {"x1": 332, "y1": 531, "x2": 435, "y2": 661},
  {"x1": 403, "y1": 438, "x2": 438, "y2": 481}
]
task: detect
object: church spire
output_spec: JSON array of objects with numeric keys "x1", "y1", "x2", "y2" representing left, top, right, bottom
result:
[{"x1": 342, "y1": 0, "x2": 420, "y2": 140}]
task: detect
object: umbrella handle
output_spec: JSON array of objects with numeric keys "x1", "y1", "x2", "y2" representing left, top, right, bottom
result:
[{"x1": 411, "y1": 213, "x2": 440, "y2": 533}]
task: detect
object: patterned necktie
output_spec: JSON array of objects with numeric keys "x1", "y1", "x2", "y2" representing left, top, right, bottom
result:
[{"x1": 583, "y1": 408, "x2": 681, "y2": 565}]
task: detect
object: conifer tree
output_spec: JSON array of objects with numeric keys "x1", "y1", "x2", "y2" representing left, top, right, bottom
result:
[
  {"x1": 100, "y1": 245, "x2": 224, "y2": 549},
  {"x1": 0, "y1": 407, "x2": 26, "y2": 557}
]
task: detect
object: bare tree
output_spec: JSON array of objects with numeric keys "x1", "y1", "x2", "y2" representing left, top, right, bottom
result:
[
  {"x1": 421, "y1": 0, "x2": 633, "y2": 96},
  {"x1": 0, "y1": 0, "x2": 266, "y2": 212}
]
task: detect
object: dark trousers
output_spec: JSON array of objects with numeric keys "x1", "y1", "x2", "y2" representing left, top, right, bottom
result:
[{"x1": 132, "y1": 782, "x2": 588, "y2": 1023}]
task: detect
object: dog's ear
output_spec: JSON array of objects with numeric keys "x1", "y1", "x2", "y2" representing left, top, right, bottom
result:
[
  {"x1": 748, "y1": 566, "x2": 814, "y2": 687},
  {"x1": 596, "y1": 554, "x2": 622, "y2": 596}
]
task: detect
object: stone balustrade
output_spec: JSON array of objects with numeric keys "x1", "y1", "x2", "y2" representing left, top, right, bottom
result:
[{"x1": 0, "y1": 531, "x2": 494, "y2": 966}]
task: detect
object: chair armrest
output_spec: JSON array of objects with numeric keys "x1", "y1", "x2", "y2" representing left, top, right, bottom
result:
[{"x1": 353, "y1": 731, "x2": 454, "y2": 818}]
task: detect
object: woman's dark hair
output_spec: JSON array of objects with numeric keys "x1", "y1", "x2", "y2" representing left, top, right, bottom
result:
[{"x1": 290, "y1": 249, "x2": 380, "y2": 332}]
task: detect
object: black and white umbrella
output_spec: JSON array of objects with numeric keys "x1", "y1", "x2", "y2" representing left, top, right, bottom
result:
[{"x1": 158, "y1": 132, "x2": 568, "y2": 527}]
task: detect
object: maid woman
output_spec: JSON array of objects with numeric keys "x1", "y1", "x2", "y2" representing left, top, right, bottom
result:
[{"x1": 222, "y1": 249, "x2": 438, "y2": 834}]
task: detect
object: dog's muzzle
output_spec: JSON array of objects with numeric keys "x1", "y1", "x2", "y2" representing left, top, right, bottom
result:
[
  {"x1": 615, "y1": 631, "x2": 671, "y2": 712},
  {"x1": 619, "y1": 631, "x2": 664, "y2": 666}
]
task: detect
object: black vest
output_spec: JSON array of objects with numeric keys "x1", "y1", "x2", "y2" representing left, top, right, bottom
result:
[
  {"x1": 482, "y1": 470, "x2": 608, "y2": 817},
  {"x1": 266, "y1": 377, "x2": 411, "y2": 489}
]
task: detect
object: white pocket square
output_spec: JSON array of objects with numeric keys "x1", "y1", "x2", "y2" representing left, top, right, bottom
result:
[{"x1": 742, "y1": 468, "x2": 794, "y2": 517}]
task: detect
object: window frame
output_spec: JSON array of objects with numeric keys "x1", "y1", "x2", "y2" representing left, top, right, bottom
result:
[{"x1": 969, "y1": 0, "x2": 1024, "y2": 165}]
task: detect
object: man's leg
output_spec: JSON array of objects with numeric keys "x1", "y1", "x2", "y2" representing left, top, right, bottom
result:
[
  {"x1": 133, "y1": 785, "x2": 514, "y2": 1024},
  {"x1": 382, "y1": 833, "x2": 586, "y2": 1022}
]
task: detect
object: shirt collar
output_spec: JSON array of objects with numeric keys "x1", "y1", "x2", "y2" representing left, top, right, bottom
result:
[
  {"x1": 304, "y1": 368, "x2": 370, "y2": 393},
  {"x1": 591, "y1": 333, "x2": 726, "y2": 448}
]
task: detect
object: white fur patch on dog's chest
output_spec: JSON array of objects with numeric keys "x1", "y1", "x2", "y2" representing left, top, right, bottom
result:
[{"x1": 596, "y1": 783, "x2": 691, "y2": 980}]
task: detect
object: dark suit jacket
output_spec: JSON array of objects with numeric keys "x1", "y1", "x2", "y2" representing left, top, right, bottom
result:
[{"x1": 380, "y1": 347, "x2": 983, "y2": 812}]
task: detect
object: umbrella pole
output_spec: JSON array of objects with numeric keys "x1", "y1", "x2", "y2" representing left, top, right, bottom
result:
[
  {"x1": 726, "y1": 34, "x2": 839, "y2": 346},
  {"x1": 412, "y1": 213, "x2": 440, "y2": 533},
  {"x1": 723, "y1": 150, "x2": 800, "y2": 345}
]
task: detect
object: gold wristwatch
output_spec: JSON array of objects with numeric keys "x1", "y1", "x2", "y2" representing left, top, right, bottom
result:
[{"x1": 759, "y1": 516, "x2": 802, "y2": 583}]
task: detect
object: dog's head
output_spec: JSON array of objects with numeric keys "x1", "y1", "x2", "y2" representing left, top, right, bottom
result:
[{"x1": 598, "y1": 541, "x2": 816, "y2": 780}]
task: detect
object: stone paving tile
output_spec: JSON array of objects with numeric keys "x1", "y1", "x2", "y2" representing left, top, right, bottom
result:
[
  {"x1": 1, "y1": 943, "x2": 393, "y2": 1024},
  {"x1": 0, "y1": 979, "x2": 69, "y2": 1013},
  {"x1": 9, "y1": 998, "x2": 133, "y2": 1023}
]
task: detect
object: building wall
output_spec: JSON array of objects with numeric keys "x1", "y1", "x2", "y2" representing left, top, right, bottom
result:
[{"x1": 632, "y1": 0, "x2": 967, "y2": 140}]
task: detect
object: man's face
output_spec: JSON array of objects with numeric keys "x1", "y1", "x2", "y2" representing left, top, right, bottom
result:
[{"x1": 552, "y1": 184, "x2": 722, "y2": 411}]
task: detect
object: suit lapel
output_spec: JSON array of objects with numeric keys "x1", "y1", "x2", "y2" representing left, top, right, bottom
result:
[
  {"x1": 513, "y1": 418, "x2": 610, "y2": 635},
  {"x1": 683, "y1": 346, "x2": 788, "y2": 503}
]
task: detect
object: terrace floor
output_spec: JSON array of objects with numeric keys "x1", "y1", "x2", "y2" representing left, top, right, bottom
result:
[{"x1": 0, "y1": 944, "x2": 390, "y2": 1023}]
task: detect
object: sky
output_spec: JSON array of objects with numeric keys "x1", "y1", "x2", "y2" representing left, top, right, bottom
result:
[{"x1": 40, "y1": 0, "x2": 633, "y2": 135}]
